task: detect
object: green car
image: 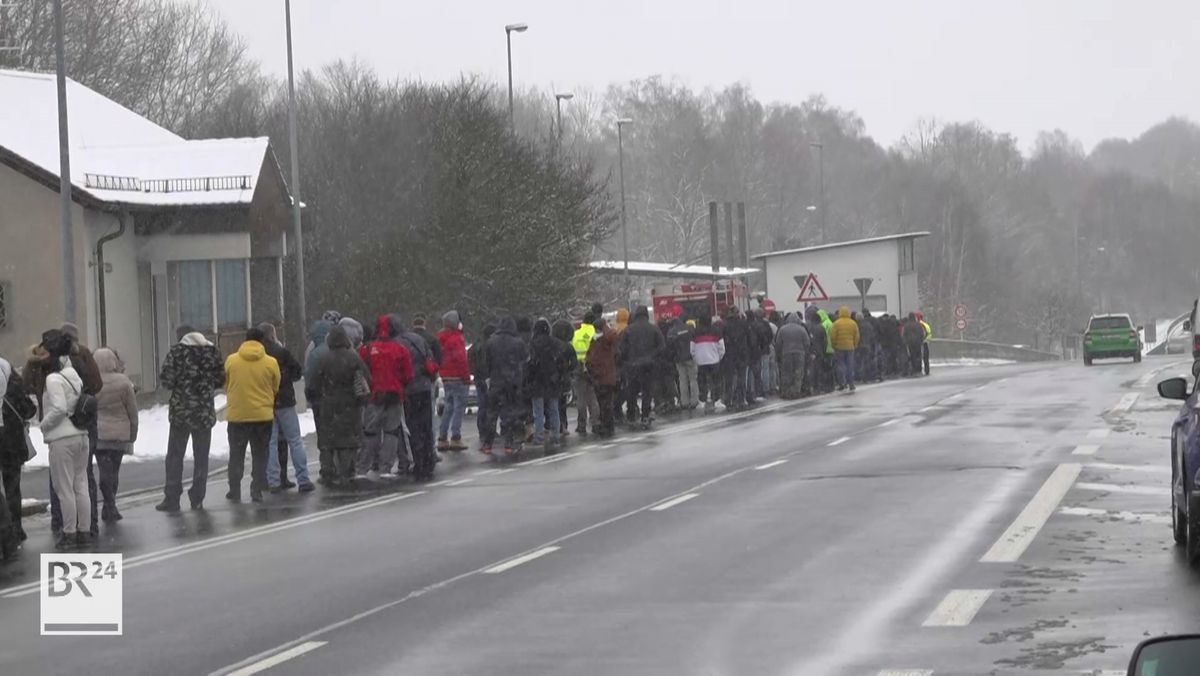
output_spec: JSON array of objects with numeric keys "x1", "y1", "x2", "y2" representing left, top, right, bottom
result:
[{"x1": 1083, "y1": 313, "x2": 1142, "y2": 365}]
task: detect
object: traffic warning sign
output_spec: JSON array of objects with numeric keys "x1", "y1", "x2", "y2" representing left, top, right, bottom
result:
[{"x1": 794, "y1": 273, "x2": 829, "y2": 302}]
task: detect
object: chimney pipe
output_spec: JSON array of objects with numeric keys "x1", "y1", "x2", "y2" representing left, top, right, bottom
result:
[
  {"x1": 736, "y1": 202, "x2": 748, "y2": 268},
  {"x1": 724, "y1": 202, "x2": 734, "y2": 273},
  {"x1": 709, "y1": 201, "x2": 719, "y2": 273}
]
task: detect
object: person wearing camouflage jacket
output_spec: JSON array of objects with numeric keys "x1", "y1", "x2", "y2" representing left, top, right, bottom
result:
[{"x1": 155, "y1": 327, "x2": 224, "y2": 512}]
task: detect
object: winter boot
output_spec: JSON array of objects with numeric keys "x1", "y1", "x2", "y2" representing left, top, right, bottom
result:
[
  {"x1": 155, "y1": 500, "x2": 180, "y2": 514},
  {"x1": 437, "y1": 438, "x2": 450, "y2": 451},
  {"x1": 449, "y1": 437, "x2": 468, "y2": 451}
]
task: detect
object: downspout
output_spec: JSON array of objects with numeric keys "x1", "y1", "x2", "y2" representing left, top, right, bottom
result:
[{"x1": 95, "y1": 212, "x2": 128, "y2": 346}]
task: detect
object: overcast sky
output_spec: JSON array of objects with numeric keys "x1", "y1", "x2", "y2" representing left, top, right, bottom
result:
[{"x1": 206, "y1": 0, "x2": 1199, "y2": 153}]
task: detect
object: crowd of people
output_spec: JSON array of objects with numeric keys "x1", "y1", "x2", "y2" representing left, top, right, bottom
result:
[{"x1": 0, "y1": 301, "x2": 932, "y2": 559}]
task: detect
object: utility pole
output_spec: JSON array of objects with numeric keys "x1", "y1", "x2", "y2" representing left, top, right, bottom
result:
[
  {"x1": 617, "y1": 118, "x2": 634, "y2": 300},
  {"x1": 811, "y1": 141, "x2": 826, "y2": 244},
  {"x1": 53, "y1": 0, "x2": 75, "y2": 323},
  {"x1": 504, "y1": 23, "x2": 528, "y2": 129},
  {"x1": 285, "y1": 0, "x2": 306, "y2": 326}
]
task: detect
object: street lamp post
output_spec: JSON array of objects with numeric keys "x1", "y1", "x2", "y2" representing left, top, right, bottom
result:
[
  {"x1": 285, "y1": 0, "x2": 306, "y2": 327},
  {"x1": 504, "y1": 23, "x2": 528, "y2": 129},
  {"x1": 555, "y1": 92, "x2": 574, "y2": 145},
  {"x1": 52, "y1": 0, "x2": 75, "y2": 323},
  {"x1": 810, "y1": 141, "x2": 826, "y2": 244},
  {"x1": 617, "y1": 117, "x2": 634, "y2": 297}
]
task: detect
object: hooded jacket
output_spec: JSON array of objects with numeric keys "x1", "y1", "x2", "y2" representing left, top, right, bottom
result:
[
  {"x1": 667, "y1": 318, "x2": 695, "y2": 363},
  {"x1": 721, "y1": 310, "x2": 751, "y2": 366},
  {"x1": 857, "y1": 310, "x2": 878, "y2": 349},
  {"x1": 94, "y1": 348, "x2": 138, "y2": 450},
  {"x1": 775, "y1": 314, "x2": 811, "y2": 357},
  {"x1": 571, "y1": 322, "x2": 596, "y2": 364},
  {"x1": 903, "y1": 315, "x2": 926, "y2": 348},
  {"x1": 805, "y1": 307, "x2": 828, "y2": 359},
  {"x1": 527, "y1": 319, "x2": 569, "y2": 398},
  {"x1": 436, "y1": 326, "x2": 470, "y2": 383},
  {"x1": 586, "y1": 322, "x2": 620, "y2": 387},
  {"x1": 263, "y1": 339, "x2": 303, "y2": 409},
  {"x1": 830, "y1": 307, "x2": 861, "y2": 351},
  {"x1": 313, "y1": 325, "x2": 371, "y2": 449},
  {"x1": 224, "y1": 341, "x2": 281, "y2": 423},
  {"x1": 360, "y1": 315, "x2": 414, "y2": 403},
  {"x1": 160, "y1": 332, "x2": 224, "y2": 429},
  {"x1": 484, "y1": 317, "x2": 528, "y2": 388},
  {"x1": 619, "y1": 306, "x2": 665, "y2": 369},
  {"x1": 691, "y1": 316, "x2": 725, "y2": 366},
  {"x1": 42, "y1": 357, "x2": 87, "y2": 443},
  {"x1": 817, "y1": 309, "x2": 835, "y2": 354},
  {"x1": 393, "y1": 315, "x2": 436, "y2": 396},
  {"x1": 338, "y1": 317, "x2": 365, "y2": 348},
  {"x1": 304, "y1": 320, "x2": 335, "y2": 384}
]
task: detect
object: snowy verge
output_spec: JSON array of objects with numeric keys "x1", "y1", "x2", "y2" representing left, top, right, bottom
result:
[
  {"x1": 23, "y1": 400, "x2": 315, "y2": 469},
  {"x1": 930, "y1": 358, "x2": 1017, "y2": 368}
]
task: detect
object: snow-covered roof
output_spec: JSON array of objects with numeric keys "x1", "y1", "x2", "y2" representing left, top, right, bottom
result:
[
  {"x1": 589, "y1": 260, "x2": 760, "y2": 279},
  {"x1": 0, "y1": 68, "x2": 270, "y2": 208},
  {"x1": 752, "y1": 232, "x2": 931, "y2": 259}
]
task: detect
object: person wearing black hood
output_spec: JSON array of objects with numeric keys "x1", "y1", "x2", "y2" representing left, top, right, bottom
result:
[
  {"x1": 902, "y1": 313, "x2": 925, "y2": 376},
  {"x1": 775, "y1": 313, "x2": 811, "y2": 399},
  {"x1": 551, "y1": 319, "x2": 578, "y2": 439},
  {"x1": 619, "y1": 305, "x2": 665, "y2": 427},
  {"x1": 482, "y1": 317, "x2": 528, "y2": 454},
  {"x1": 312, "y1": 324, "x2": 370, "y2": 486},
  {"x1": 856, "y1": 310, "x2": 878, "y2": 384},
  {"x1": 394, "y1": 315, "x2": 439, "y2": 481},
  {"x1": 527, "y1": 319, "x2": 568, "y2": 450},
  {"x1": 721, "y1": 308, "x2": 751, "y2": 410},
  {"x1": 469, "y1": 324, "x2": 496, "y2": 441},
  {"x1": 804, "y1": 306, "x2": 828, "y2": 396}
]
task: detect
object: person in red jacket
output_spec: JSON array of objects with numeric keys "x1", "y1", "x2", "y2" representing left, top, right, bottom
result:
[
  {"x1": 436, "y1": 311, "x2": 470, "y2": 451},
  {"x1": 357, "y1": 315, "x2": 413, "y2": 479}
]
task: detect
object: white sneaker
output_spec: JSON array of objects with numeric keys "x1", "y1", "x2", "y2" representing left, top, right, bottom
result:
[{"x1": 365, "y1": 470, "x2": 381, "y2": 481}]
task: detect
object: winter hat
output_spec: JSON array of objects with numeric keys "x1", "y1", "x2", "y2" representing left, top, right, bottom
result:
[
  {"x1": 321, "y1": 310, "x2": 343, "y2": 324},
  {"x1": 60, "y1": 322, "x2": 81, "y2": 341},
  {"x1": 442, "y1": 310, "x2": 461, "y2": 328}
]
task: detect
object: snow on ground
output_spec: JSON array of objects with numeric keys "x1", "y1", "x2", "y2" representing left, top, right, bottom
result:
[
  {"x1": 24, "y1": 398, "x2": 315, "y2": 469},
  {"x1": 930, "y1": 358, "x2": 1018, "y2": 367}
]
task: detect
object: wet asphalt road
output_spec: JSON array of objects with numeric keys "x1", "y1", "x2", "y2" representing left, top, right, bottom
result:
[{"x1": 0, "y1": 357, "x2": 1192, "y2": 675}]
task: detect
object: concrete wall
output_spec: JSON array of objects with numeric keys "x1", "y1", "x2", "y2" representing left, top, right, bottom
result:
[
  {"x1": 92, "y1": 211, "x2": 148, "y2": 388},
  {"x1": 760, "y1": 239, "x2": 901, "y2": 316}
]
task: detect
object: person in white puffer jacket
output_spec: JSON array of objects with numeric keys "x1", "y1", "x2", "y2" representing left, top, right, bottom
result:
[{"x1": 41, "y1": 334, "x2": 90, "y2": 551}]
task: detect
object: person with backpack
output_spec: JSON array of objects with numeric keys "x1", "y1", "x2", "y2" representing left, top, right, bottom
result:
[
  {"x1": 0, "y1": 354, "x2": 35, "y2": 554},
  {"x1": 359, "y1": 315, "x2": 413, "y2": 479},
  {"x1": 93, "y1": 348, "x2": 137, "y2": 522},
  {"x1": 44, "y1": 324, "x2": 102, "y2": 537},
  {"x1": 571, "y1": 313, "x2": 599, "y2": 435},
  {"x1": 40, "y1": 331, "x2": 92, "y2": 550},
  {"x1": 157, "y1": 326, "x2": 224, "y2": 512}
]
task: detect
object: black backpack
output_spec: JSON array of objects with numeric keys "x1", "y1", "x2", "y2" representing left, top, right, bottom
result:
[{"x1": 63, "y1": 377, "x2": 98, "y2": 430}]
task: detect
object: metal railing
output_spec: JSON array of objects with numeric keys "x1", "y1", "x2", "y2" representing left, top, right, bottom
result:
[
  {"x1": 84, "y1": 173, "x2": 141, "y2": 191},
  {"x1": 141, "y1": 175, "x2": 254, "y2": 193}
]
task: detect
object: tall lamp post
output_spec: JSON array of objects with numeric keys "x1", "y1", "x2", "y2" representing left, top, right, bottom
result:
[
  {"x1": 52, "y1": 0, "x2": 75, "y2": 323},
  {"x1": 810, "y1": 141, "x2": 826, "y2": 244},
  {"x1": 617, "y1": 117, "x2": 634, "y2": 297},
  {"x1": 284, "y1": 0, "x2": 306, "y2": 326},
  {"x1": 504, "y1": 23, "x2": 528, "y2": 128},
  {"x1": 555, "y1": 92, "x2": 574, "y2": 145}
]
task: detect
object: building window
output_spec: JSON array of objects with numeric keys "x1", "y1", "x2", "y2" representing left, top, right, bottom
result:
[
  {"x1": 899, "y1": 239, "x2": 915, "y2": 273},
  {"x1": 215, "y1": 260, "x2": 248, "y2": 327},
  {"x1": 170, "y1": 259, "x2": 250, "y2": 333},
  {"x1": 176, "y1": 261, "x2": 212, "y2": 330},
  {"x1": 0, "y1": 280, "x2": 9, "y2": 330}
]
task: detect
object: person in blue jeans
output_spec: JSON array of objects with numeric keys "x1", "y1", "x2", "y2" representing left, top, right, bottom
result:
[
  {"x1": 436, "y1": 312, "x2": 471, "y2": 451},
  {"x1": 527, "y1": 319, "x2": 566, "y2": 449},
  {"x1": 259, "y1": 323, "x2": 312, "y2": 492}
]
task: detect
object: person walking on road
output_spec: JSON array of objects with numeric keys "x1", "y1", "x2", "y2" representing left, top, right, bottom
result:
[
  {"x1": 258, "y1": 322, "x2": 312, "y2": 494},
  {"x1": 40, "y1": 333, "x2": 91, "y2": 550},
  {"x1": 691, "y1": 315, "x2": 725, "y2": 412},
  {"x1": 917, "y1": 312, "x2": 932, "y2": 376},
  {"x1": 586, "y1": 316, "x2": 620, "y2": 437},
  {"x1": 1, "y1": 354, "x2": 35, "y2": 545},
  {"x1": 619, "y1": 306, "x2": 665, "y2": 427},
  {"x1": 902, "y1": 313, "x2": 925, "y2": 376},
  {"x1": 831, "y1": 307, "x2": 861, "y2": 392},
  {"x1": 775, "y1": 313, "x2": 810, "y2": 399},
  {"x1": 312, "y1": 324, "x2": 370, "y2": 487},
  {"x1": 157, "y1": 326, "x2": 224, "y2": 512},
  {"x1": 437, "y1": 311, "x2": 470, "y2": 452},
  {"x1": 93, "y1": 348, "x2": 137, "y2": 522},
  {"x1": 224, "y1": 328, "x2": 281, "y2": 504},
  {"x1": 359, "y1": 315, "x2": 413, "y2": 478},
  {"x1": 482, "y1": 316, "x2": 529, "y2": 455},
  {"x1": 527, "y1": 318, "x2": 567, "y2": 451},
  {"x1": 396, "y1": 316, "x2": 439, "y2": 481},
  {"x1": 571, "y1": 313, "x2": 599, "y2": 435},
  {"x1": 668, "y1": 318, "x2": 699, "y2": 410}
]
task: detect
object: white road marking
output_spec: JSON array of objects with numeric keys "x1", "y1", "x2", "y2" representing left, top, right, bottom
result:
[
  {"x1": 755, "y1": 459, "x2": 788, "y2": 470},
  {"x1": 918, "y1": 406, "x2": 936, "y2": 413},
  {"x1": 1060, "y1": 506, "x2": 1172, "y2": 525},
  {"x1": 1087, "y1": 462, "x2": 1170, "y2": 474},
  {"x1": 828, "y1": 436, "x2": 852, "y2": 447},
  {"x1": 425, "y1": 480, "x2": 452, "y2": 487},
  {"x1": 981, "y1": 463, "x2": 1082, "y2": 563},
  {"x1": 526, "y1": 451, "x2": 587, "y2": 466},
  {"x1": 446, "y1": 479, "x2": 473, "y2": 487},
  {"x1": 1076, "y1": 482, "x2": 1168, "y2": 496},
  {"x1": 227, "y1": 641, "x2": 327, "y2": 676},
  {"x1": 1087, "y1": 428, "x2": 1111, "y2": 440},
  {"x1": 1071, "y1": 444, "x2": 1099, "y2": 456},
  {"x1": 650, "y1": 493, "x2": 700, "y2": 511},
  {"x1": 921, "y1": 589, "x2": 993, "y2": 627},
  {"x1": 879, "y1": 418, "x2": 901, "y2": 427},
  {"x1": 946, "y1": 393, "x2": 964, "y2": 401},
  {"x1": 877, "y1": 671, "x2": 933, "y2": 676},
  {"x1": 483, "y1": 546, "x2": 561, "y2": 574},
  {"x1": 1109, "y1": 392, "x2": 1140, "y2": 414},
  {"x1": 472, "y1": 468, "x2": 504, "y2": 477}
]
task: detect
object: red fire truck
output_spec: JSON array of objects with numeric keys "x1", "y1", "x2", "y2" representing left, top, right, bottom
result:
[{"x1": 651, "y1": 279, "x2": 750, "y2": 321}]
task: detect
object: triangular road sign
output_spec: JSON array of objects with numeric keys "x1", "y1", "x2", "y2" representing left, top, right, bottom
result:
[
  {"x1": 794, "y1": 273, "x2": 829, "y2": 302},
  {"x1": 853, "y1": 277, "x2": 873, "y2": 297}
]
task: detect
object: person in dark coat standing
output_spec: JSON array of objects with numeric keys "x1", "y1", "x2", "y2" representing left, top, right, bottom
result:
[
  {"x1": 394, "y1": 315, "x2": 439, "y2": 481},
  {"x1": 469, "y1": 324, "x2": 496, "y2": 442},
  {"x1": 156, "y1": 326, "x2": 224, "y2": 512},
  {"x1": 804, "y1": 307, "x2": 828, "y2": 396},
  {"x1": 258, "y1": 322, "x2": 312, "y2": 493},
  {"x1": 303, "y1": 320, "x2": 335, "y2": 483},
  {"x1": 721, "y1": 308, "x2": 751, "y2": 410},
  {"x1": 527, "y1": 319, "x2": 568, "y2": 450},
  {"x1": 312, "y1": 325, "x2": 370, "y2": 487},
  {"x1": 619, "y1": 306, "x2": 666, "y2": 426},
  {"x1": 482, "y1": 317, "x2": 528, "y2": 454},
  {"x1": 585, "y1": 317, "x2": 620, "y2": 437},
  {"x1": 358, "y1": 315, "x2": 413, "y2": 479},
  {"x1": 902, "y1": 313, "x2": 925, "y2": 376},
  {"x1": 668, "y1": 318, "x2": 698, "y2": 409},
  {"x1": 855, "y1": 310, "x2": 878, "y2": 383},
  {"x1": 0, "y1": 354, "x2": 35, "y2": 550},
  {"x1": 551, "y1": 319, "x2": 578, "y2": 439},
  {"x1": 774, "y1": 313, "x2": 811, "y2": 399}
]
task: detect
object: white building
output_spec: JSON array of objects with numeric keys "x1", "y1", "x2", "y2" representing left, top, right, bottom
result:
[{"x1": 752, "y1": 232, "x2": 929, "y2": 317}]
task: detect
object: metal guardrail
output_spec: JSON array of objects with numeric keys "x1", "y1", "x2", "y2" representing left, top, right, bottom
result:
[{"x1": 84, "y1": 173, "x2": 141, "y2": 191}]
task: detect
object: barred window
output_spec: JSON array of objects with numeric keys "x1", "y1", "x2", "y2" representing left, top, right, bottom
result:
[{"x1": 0, "y1": 280, "x2": 8, "y2": 330}]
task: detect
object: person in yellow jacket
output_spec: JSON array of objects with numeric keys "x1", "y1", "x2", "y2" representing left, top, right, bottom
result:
[
  {"x1": 571, "y1": 313, "x2": 599, "y2": 435},
  {"x1": 224, "y1": 327, "x2": 280, "y2": 503},
  {"x1": 917, "y1": 311, "x2": 932, "y2": 376},
  {"x1": 830, "y1": 306, "x2": 861, "y2": 391}
]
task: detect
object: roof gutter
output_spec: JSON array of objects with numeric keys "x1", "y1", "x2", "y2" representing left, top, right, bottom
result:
[{"x1": 95, "y1": 212, "x2": 128, "y2": 346}]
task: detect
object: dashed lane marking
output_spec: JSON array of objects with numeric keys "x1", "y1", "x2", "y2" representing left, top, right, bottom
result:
[
  {"x1": 918, "y1": 406, "x2": 936, "y2": 413},
  {"x1": 981, "y1": 463, "x2": 1082, "y2": 563},
  {"x1": 921, "y1": 589, "x2": 993, "y2": 627},
  {"x1": 1109, "y1": 392, "x2": 1140, "y2": 414},
  {"x1": 755, "y1": 459, "x2": 788, "y2": 470},
  {"x1": 650, "y1": 493, "x2": 700, "y2": 511},
  {"x1": 879, "y1": 418, "x2": 902, "y2": 427},
  {"x1": 1060, "y1": 506, "x2": 1172, "y2": 525},
  {"x1": 1087, "y1": 428, "x2": 1111, "y2": 440},
  {"x1": 1086, "y1": 462, "x2": 1169, "y2": 474},
  {"x1": 227, "y1": 641, "x2": 327, "y2": 676},
  {"x1": 1076, "y1": 482, "x2": 1168, "y2": 496},
  {"x1": 526, "y1": 451, "x2": 586, "y2": 466},
  {"x1": 482, "y1": 546, "x2": 561, "y2": 574},
  {"x1": 1071, "y1": 444, "x2": 1099, "y2": 456},
  {"x1": 828, "y1": 436, "x2": 852, "y2": 447},
  {"x1": 446, "y1": 479, "x2": 474, "y2": 487}
]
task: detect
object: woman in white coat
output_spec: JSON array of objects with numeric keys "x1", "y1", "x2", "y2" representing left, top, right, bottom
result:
[{"x1": 41, "y1": 333, "x2": 91, "y2": 550}]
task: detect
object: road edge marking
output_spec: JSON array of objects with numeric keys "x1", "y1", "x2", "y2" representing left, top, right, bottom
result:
[
  {"x1": 921, "y1": 589, "x2": 993, "y2": 627},
  {"x1": 227, "y1": 641, "x2": 327, "y2": 676},
  {"x1": 980, "y1": 463, "x2": 1081, "y2": 563}
]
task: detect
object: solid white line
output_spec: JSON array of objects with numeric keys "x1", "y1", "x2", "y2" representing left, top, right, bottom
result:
[
  {"x1": 921, "y1": 589, "x2": 993, "y2": 627},
  {"x1": 446, "y1": 479, "x2": 473, "y2": 487},
  {"x1": 755, "y1": 459, "x2": 788, "y2": 470},
  {"x1": 425, "y1": 480, "x2": 452, "y2": 487},
  {"x1": 1071, "y1": 444, "x2": 1099, "y2": 456},
  {"x1": 946, "y1": 393, "x2": 964, "y2": 401},
  {"x1": 879, "y1": 418, "x2": 901, "y2": 427},
  {"x1": 877, "y1": 671, "x2": 933, "y2": 676},
  {"x1": 472, "y1": 468, "x2": 504, "y2": 477},
  {"x1": 980, "y1": 464, "x2": 1081, "y2": 563},
  {"x1": 828, "y1": 436, "x2": 852, "y2": 447},
  {"x1": 1087, "y1": 428, "x2": 1111, "y2": 440},
  {"x1": 918, "y1": 406, "x2": 936, "y2": 413},
  {"x1": 650, "y1": 493, "x2": 700, "y2": 511},
  {"x1": 1075, "y1": 482, "x2": 1169, "y2": 496},
  {"x1": 1109, "y1": 392, "x2": 1140, "y2": 414},
  {"x1": 227, "y1": 641, "x2": 327, "y2": 676},
  {"x1": 1087, "y1": 462, "x2": 1170, "y2": 474},
  {"x1": 482, "y1": 546, "x2": 560, "y2": 574},
  {"x1": 1060, "y1": 506, "x2": 1172, "y2": 525},
  {"x1": 527, "y1": 451, "x2": 586, "y2": 466}
]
